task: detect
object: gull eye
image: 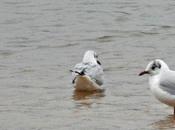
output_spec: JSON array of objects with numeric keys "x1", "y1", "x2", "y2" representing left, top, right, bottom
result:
[
  {"x1": 151, "y1": 62, "x2": 161, "y2": 70},
  {"x1": 151, "y1": 63, "x2": 156, "y2": 70}
]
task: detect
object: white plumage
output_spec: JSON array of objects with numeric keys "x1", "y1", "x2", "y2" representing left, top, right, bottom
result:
[
  {"x1": 139, "y1": 59, "x2": 175, "y2": 114},
  {"x1": 71, "y1": 50, "x2": 104, "y2": 92}
]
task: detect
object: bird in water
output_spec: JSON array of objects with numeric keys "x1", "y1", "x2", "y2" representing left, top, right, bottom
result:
[
  {"x1": 71, "y1": 50, "x2": 104, "y2": 92},
  {"x1": 139, "y1": 59, "x2": 175, "y2": 115}
]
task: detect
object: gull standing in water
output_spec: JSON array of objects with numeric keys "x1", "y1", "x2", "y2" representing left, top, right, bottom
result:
[
  {"x1": 71, "y1": 50, "x2": 104, "y2": 92},
  {"x1": 139, "y1": 59, "x2": 175, "y2": 115}
]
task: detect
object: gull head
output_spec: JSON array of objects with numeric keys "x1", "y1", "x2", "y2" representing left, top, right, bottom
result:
[
  {"x1": 83, "y1": 50, "x2": 101, "y2": 65},
  {"x1": 139, "y1": 59, "x2": 169, "y2": 76}
]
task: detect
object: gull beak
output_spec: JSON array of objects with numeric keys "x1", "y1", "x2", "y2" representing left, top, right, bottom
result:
[{"x1": 139, "y1": 71, "x2": 149, "y2": 76}]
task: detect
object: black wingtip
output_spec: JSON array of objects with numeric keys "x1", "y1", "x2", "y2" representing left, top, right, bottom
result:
[
  {"x1": 70, "y1": 70, "x2": 85, "y2": 75},
  {"x1": 70, "y1": 69, "x2": 86, "y2": 76},
  {"x1": 79, "y1": 70, "x2": 85, "y2": 75}
]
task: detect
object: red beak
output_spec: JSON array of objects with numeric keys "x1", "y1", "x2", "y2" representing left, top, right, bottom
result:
[{"x1": 139, "y1": 71, "x2": 149, "y2": 76}]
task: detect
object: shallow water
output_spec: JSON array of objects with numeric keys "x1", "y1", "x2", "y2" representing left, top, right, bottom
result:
[{"x1": 1, "y1": 0, "x2": 175, "y2": 129}]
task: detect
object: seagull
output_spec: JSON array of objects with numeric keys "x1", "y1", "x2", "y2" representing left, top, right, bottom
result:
[
  {"x1": 71, "y1": 50, "x2": 104, "y2": 92},
  {"x1": 139, "y1": 59, "x2": 175, "y2": 115}
]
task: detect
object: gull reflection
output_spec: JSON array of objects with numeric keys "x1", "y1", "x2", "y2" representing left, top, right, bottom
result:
[
  {"x1": 72, "y1": 90, "x2": 105, "y2": 108},
  {"x1": 153, "y1": 115, "x2": 175, "y2": 130}
]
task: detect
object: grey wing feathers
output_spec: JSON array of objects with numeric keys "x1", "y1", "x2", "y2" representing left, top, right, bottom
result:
[
  {"x1": 72, "y1": 62, "x2": 104, "y2": 85},
  {"x1": 159, "y1": 71, "x2": 175, "y2": 95},
  {"x1": 85, "y1": 63, "x2": 104, "y2": 85},
  {"x1": 73, "y1": 63, "x2": 87, "y2": 73}
]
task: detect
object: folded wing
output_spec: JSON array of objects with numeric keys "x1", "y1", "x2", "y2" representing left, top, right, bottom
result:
[
  {"x1": 72, "y1": 62, "x2": 104, "y2": 86},
  {"x1": 160, "y1": 71, "x2": 175, "y2": 95}
]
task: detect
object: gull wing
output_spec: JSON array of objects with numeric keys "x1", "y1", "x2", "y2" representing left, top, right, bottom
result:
[{"x1": 159, "y1": 71, "x2": 175, "y2": 95}]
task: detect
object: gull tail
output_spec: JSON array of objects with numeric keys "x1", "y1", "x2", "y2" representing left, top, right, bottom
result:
[
  {"x1": 70, "y1": 69, "x2": 86, "y2": 84},
  {"x1": 70, "y1": 69, "x2": 86, "y2": 76}
]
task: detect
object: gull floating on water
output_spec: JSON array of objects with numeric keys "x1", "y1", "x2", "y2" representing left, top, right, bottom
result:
[
  {"x1": 139, "y1": 59, "x2": 175, "y2": 115},
  {"x1": 71, "y1": 50, "x2": 104, "y2": 92}
]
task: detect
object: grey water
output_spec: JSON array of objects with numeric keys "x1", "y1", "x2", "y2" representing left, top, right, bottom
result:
[{"x1": 1, "y1": 0, "x2": 175, "y2": 129}]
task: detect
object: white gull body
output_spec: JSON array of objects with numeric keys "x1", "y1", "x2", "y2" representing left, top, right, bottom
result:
[
  {"x1": 139, "y1": 59, "x2": 175, "y2": 114},
  {"x1": 71, "y1": 50, "x2": 104, "y2": 92},
  {"x1": 149, "y1": 67, "x2": 175, "y2": 106}
]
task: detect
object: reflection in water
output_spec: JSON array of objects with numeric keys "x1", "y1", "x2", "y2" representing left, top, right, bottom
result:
[
  {"x1": 73, "y1": 90, "x2": 105, "y2": 100},
  {"x1": 72, "y1": 90, "x2": 105, "y2": 108},
  {"x1": 153, "y1": 115, "x2": 175, "y2": 130}
]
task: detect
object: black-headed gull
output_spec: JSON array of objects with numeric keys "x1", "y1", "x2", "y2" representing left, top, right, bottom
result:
[
  {"x1": 71, "y1": 50, "x2": 104, "y2": 92},
  {"x1": 139, "y1": 59, "x2": 175, "y2": 115}
]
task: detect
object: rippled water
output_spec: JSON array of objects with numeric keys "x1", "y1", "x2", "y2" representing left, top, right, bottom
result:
[{"x1": 1, "y1": 0, "x2": 175, "y2": 129}]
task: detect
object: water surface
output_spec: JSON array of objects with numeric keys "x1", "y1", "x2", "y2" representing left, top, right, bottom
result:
[{"x1": 1, "y1": 0, "x2": 175, "y2": 129}]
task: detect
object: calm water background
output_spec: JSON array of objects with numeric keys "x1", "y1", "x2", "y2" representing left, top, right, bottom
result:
[{"x1": 1, "y1": 0, "x2": 175, "y2": 130}]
